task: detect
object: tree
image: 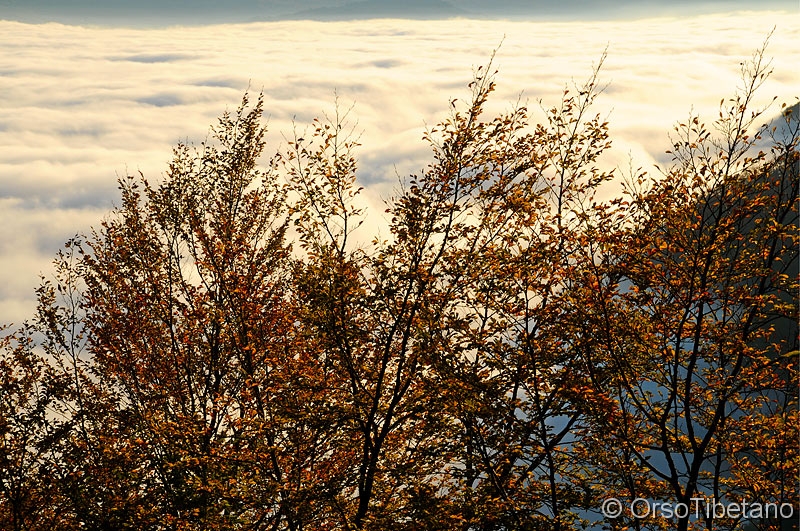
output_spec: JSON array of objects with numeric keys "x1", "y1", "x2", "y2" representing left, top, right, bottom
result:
[
  {"x1": 0, "y1": 325, "x2": 66, "y2": 531},
  {"x1": 0, "y1": 44, "x2": 796, "y2": 531},
  {"x1": 582, "y1": 44, "x2": 798, "y2": 531}
]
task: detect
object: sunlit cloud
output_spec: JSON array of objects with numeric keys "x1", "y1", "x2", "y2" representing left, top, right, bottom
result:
[{"x1": 0, "y1": 11, "x2": 798, "y2": 325}]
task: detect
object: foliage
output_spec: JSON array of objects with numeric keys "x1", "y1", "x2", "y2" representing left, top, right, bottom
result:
[{"x1": 1, "y1": 46, "x2": 797, "y2": 530}]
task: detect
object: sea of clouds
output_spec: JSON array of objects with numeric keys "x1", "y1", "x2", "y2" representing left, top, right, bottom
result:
[{"x1": 0, "y1": 11, "x2": 798, "y2": 325}]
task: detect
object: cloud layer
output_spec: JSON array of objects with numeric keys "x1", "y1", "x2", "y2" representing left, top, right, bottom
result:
[{"x1": 0, "y1": 11, "x2": 798, "y2": 325}]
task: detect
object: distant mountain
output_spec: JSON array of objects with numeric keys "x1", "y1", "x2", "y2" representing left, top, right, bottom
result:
[
  {"x1": 0, "y1": 0, "x2": 296, "y2": 25},
  {"x1": 754, "y1": 101, "x2": 800, "y2": 154},
  {"x1": 282, "y1": 0, "x2": 464, "y2": 21},
  {"x1": 0, "y1": 0, "x2": 795, "y2": 26}
]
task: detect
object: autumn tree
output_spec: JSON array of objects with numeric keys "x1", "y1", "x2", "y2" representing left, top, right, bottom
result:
[
  {"x1": 0, "y1": 325, "x2": 68, "y2": 531},
  {"x1": 416, "y1": 62, "x2": 619, "y2": 530},
  {"x1": 22, "y1": 94, "x2": 361, "y2": 530},
  {"x1": 579, "y1": 44, "x2": 798, "y2": 531},
  {"x1": 0, "y1": 44, "x2": 796, "y2": 531}
]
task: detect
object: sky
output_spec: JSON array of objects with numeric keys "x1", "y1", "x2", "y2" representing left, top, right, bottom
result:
[{"x1": 0, "y1": 3, "x2": 798, "y2": 326}]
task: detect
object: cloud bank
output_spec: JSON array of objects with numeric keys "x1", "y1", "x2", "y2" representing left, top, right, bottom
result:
[{"x1": 0, "y1": 11, "x2": 798, "y2": 325}]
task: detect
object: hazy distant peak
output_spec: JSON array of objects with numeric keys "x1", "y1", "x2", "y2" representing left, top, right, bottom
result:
[
  {"x1": 2, "y1": 0, "x2": 796, "y2": 26},
  {"x1": 282, "y1": 0, "x2": 465, "y2": 21}
]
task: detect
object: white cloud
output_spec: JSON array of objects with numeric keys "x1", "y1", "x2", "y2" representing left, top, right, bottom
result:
[{"x1": 0, "y1": 11, "x2": 798, "y2": 325}]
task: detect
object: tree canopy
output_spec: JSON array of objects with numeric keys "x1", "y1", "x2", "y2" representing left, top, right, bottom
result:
[{"x1": 1, "y1": 45, "x2": 797, "y2": 531}]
